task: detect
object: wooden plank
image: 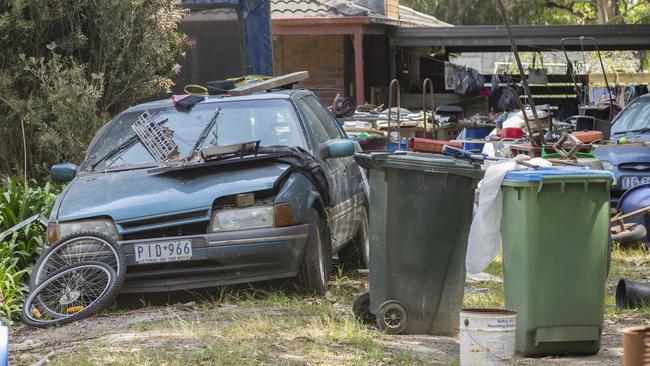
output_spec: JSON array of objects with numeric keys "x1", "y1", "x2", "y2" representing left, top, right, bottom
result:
[
  {"x1": 589, "y1": 72, "x2": 650, "y2": 86},
  {"x1": 482, "y1": 74, "x2": 589, "y2": 84},
  {"x1": 228, "y1": 71, "x2": 310, "y2": 96}
]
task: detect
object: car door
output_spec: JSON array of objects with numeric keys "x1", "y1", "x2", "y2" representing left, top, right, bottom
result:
[{"x1": 299, "y1": 95, "x2": 365, "y2": 250}]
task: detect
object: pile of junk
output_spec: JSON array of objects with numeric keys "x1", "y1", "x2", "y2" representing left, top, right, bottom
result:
[{"x1": 347, "y1": 28, "x2": 650, "y2": 365}]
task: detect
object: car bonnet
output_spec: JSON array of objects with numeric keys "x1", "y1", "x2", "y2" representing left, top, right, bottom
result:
[{"x1": 54, "y1": 162, "x2": 290, "y2": 223}]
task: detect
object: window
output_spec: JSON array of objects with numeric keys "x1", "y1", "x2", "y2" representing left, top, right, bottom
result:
[
  {"x1": 297, "y1": 98, "x2": 330, "y2": 146},
  {"x1": 305, "y1": 96, "x2": 345, "y2": 140},
  {"x1": 85, "y1": 99, "x2": 305, "y2": 171}
]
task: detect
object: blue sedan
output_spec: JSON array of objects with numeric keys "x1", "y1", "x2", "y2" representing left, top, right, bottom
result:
[
  {"x1": 46, "y1": 90, "x2": 369, "y2": 294},
  {"x1": 595, "y1": 94, "x2": 650, "y2": 205}
]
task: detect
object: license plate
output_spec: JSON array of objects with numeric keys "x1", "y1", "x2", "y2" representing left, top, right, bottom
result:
[
  {"x1": 621, "y1": 176, "x2": 650, "y2": 190},
  {"x1": 134, "y1": 240, "x2": 192, "y2": 264}
]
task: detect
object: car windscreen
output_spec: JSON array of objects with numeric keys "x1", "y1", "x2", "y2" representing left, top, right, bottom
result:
[
  {"x1": 611, "y1": 98, "x2": 650, "y2": 135},
  {"x1": 83, "y1": 99, "x2": 305, "y2": 171}
]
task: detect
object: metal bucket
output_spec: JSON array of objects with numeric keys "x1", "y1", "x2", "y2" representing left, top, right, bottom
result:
[{"x1": 460, "y1": 308, "x2": 517, "y2": 366}]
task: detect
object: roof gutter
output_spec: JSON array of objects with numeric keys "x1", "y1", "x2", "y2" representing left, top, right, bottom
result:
[{"x1": 272, "y1": 16, "x2": 401, "y2": 27}]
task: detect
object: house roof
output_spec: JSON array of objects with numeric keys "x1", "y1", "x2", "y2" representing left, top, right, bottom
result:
[
  {"x1": 270, "y1": 0, "x2": 450, "y2": 27},
  {"x1": 398, "y1": 5, "x2": 451, "y2": 27},
  {"x1": 271, "y1": 0, "x2": 384, "y2": 19}
]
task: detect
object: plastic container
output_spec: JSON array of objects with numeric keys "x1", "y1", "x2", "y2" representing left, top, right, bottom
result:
[
  {"x1": 458, "y1": 126, "x2": 494, "y2": 151},
  {"x1": 509, "y1": 144, "x2": 592, "y2": 158},
  {"x1": 355, "y1": 151, "x2": 483, "y2": 335},
  {"x1": 500, "y1": 168, "x2": 614, "y2": 355},
  {"x1": 408, "y1": 138, "x2": 462, "y2": 154},
  {"x1": 460, "y1": 309, "x2": 517, "y2": 366}
]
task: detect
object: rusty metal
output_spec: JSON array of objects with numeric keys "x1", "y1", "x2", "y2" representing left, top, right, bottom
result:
[
  {"x1": 623, "y1": 326, "x2": 650, "y2": 366},
  {"x1": 422, "y1": 78, "x2": 435, "y2": 139},
  {"x1": 611, "y1": 205, "x2": 650, "y2": 224},
  {"x1": 386, "y1": 79, "x2": 401, "y2": 150}
]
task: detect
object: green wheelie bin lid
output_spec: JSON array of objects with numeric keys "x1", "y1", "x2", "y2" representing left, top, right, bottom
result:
[{"x1": 355, "y1": 151, "x2": 484, "y2": 180}]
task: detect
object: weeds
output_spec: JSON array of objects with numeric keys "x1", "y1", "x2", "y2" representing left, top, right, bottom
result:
[{"x1": 0, "y1": 177, "x2": 59, "y2": 323}]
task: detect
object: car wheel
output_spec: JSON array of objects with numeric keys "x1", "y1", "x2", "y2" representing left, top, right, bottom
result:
[
  {"x1": 611, "y1": 223, "x2": 647, "y2": 245},
  {"x1": 296, "y1": 208, "x2": 332, "y2": 294},
  {"x1": 338, "y1": 206, "x2": 370, "y2": 269}
]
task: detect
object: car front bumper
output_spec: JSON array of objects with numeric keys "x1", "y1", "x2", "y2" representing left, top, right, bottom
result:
[{"x1": 117, "y1": 224, "x2": 309, "y2": 293}]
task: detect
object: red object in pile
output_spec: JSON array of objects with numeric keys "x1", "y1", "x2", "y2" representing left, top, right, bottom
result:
[
  {"x1": 571, "y1": 130, "x2": 604, "y2": 143},
  {"x1": 500, "y1": 127, "x2": 525, "y2": 139},
  {"x1": 408, "y1": 138, "x2": 463, "y2": 153}
]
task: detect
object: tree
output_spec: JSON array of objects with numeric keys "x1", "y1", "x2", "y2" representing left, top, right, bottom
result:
[
  {"x1": 401, "y1": 0, "x2": 650, "y2": 25},
  {"x1": 0, "y1": 0, "x2": 190, "y2": 179}
]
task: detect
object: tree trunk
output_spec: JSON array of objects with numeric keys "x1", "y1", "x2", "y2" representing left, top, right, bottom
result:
[{"x1": 596, "y1": 0, "x2": 616, "y2": 23}]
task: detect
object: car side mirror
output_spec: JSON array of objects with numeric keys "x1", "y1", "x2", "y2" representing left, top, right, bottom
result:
[
  {"x1": 321, "y1": 139, "x2": 355, "y2": 159},
  {"x1": 50, "y1": 163, "x2": 78, "y2": 182}
]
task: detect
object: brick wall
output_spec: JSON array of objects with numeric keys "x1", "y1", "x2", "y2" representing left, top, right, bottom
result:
[
  {"x1": 385, "y1": 0, "x2": 399, "y2": 19},
  {"x1": 273, "y1": 35, "x2": 345, "y2": 103}
]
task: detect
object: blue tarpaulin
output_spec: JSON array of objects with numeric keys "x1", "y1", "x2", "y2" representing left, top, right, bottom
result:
[{"x1": 182, "y1": 0, "x2": 273, "y2": 76}]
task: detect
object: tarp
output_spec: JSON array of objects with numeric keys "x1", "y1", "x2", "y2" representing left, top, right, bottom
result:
[{"x1": 181, "y1": 0, "x2": 273, "y2": 76}]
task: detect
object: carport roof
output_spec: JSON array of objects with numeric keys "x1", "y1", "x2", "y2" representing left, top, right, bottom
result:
[{"x1": 390, "y1": 24, "x2": 650, "y2": 51}]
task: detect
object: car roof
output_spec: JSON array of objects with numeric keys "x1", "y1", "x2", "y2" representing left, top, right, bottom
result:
[{"x1": 125, "y1": 89, "x2": 306, "y2": 114}]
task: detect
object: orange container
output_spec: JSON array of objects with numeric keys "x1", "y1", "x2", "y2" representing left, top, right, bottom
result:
[
  {"x1": 571, "y1": 130, "x2": 604, "y2": 143},
  {"x1": 408, "y1": 138, "x2": 462, "y2": 153},
  {"x1": 622, "y1": 326, "x2": 650, "y2": 366}
]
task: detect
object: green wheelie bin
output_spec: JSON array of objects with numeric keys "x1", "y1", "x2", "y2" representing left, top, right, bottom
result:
[
  {"x1": 354, "y1": 151, "x2": 483, "y2": 335},
  {"x1": 500, "y1": 168, "x2": 614, "y2": 355}
]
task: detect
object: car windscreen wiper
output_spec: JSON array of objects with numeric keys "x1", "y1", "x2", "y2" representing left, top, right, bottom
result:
[
  {"x1": 91, "y1": 118, "x2": 168, "y2": 171},
  {"x1": 189, "y1": 107, "x2": 221, "y2": 159}
]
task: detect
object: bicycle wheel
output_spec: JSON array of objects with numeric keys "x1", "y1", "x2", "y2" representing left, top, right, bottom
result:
[
  {"x1": 23, "y1": 261, "x2": 119, "y2": 327},
  {"x1": 30, "y1": 233, "x2": 125, "y2": 289}
]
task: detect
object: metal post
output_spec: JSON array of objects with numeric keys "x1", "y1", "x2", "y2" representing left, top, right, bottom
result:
[{"x1": 496, "y1": 0, "x2": 545, "y2": 147}]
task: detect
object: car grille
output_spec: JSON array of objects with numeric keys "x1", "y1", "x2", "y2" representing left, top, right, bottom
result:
[
  {"x1": 619, "y1": 163, "x2": 650, "y2": 172},
  {"x1": 115, "y1": 209, "x2": 211, "y2": 236},
  {"x1": 121, "y1": 221, "x2": 208, "y2": 241}
]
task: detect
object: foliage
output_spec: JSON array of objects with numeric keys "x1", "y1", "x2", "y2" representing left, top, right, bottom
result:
[
  {"x1": 0, "y1": 0, "x2": 190, "y2": 179},
  {"x1": 0, "y1": 177, "x2": 59, "y2": 324},
  {"x1": 402, "y1": 0, "x2": 650, "y2": 26}
]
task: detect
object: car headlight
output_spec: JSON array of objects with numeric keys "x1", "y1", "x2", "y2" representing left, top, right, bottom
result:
[
  {"x1": 210, "y1": 203, "x2": 295, "y2": 232},
  {"x1": 47, "y1": 219, "x2": 119, "y2": 244},
  {"x1": 602, "y1": 161, "x2": 615, "y2": 171}
]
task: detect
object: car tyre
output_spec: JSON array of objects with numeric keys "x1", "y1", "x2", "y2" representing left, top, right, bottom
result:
[
  {"x1": 338, "y1": 206, "x2": 370, "y2": 269},
  {"x1": 611, "y1": 223, "x2": 647, "y2": 245},
  {"x1": 296, "y1": 208, "x2": 332, "y2": 294},
  {"x1": 352, "y1": 292, "x2": 375, "y2": 324}
]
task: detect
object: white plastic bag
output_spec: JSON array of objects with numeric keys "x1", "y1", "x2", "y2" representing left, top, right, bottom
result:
[{"x1": 466, "y1": 158, "x2": 551, "y2": 273}]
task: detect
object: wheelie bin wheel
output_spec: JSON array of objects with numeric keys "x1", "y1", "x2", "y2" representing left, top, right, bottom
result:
[
  {"x1": 352, "y1": 292, "x2": 375, "y2": 324},
  {"x1": 376, "y1": 300, "x2": 408, "y2": 334}
]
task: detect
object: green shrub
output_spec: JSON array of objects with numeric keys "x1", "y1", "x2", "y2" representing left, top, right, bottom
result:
[
  {"x1": 0, "y1": 177, "x2": 59, "y2": 324},
  {"x1": 0, "y1": 0, "x2": 190, "y2": 179}
]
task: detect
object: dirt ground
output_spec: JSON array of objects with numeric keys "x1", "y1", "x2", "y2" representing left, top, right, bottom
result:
[{"x1": 9, "y1": 247, "x2": 650, "y2": 365}]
